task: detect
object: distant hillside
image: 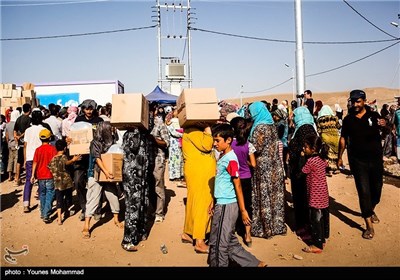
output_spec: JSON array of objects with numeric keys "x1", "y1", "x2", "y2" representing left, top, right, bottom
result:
[{"x1": 224, "y1": 87, "x2": 400, "y2": 114}]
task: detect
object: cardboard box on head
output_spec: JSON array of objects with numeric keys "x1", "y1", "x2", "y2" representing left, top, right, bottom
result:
[
  {"x1": 110, "y1": 93, "x2": 149, "y2": 130},
  {"x1": 177, "y1": 88, "x2": 220, "y2": 128}
]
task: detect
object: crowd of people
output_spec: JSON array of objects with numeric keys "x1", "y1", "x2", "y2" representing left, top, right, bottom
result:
[{"x1": 0, "y1": 89, "x2": 399, "y2": 267}]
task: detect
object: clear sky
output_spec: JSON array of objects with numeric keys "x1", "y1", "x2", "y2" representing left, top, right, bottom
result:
[{"x1": 1, "y1": 0, "x2": 399, "y2": 102}]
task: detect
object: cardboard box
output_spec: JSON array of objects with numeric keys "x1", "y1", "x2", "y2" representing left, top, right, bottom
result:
[
  {"x1": 3, "y1": 84, "x2": 16, "y2": 90},
  {"x1": 176, "y1": 88, "x2": 220, "y2": 128},
  {"x1": 0, "y1": 97, "x2": 31, "y2": 108},
  {"x1": 98, "y1": 153, "x2": 123, "y2": 182},
  {"x1": 11, "y1": 89, "x2": 21, "y2": 98},
  {"x1": 22, "y1": 90, "x2": 36, "y2": 99},
  {"x1": 110, "y1": 93, "x2": 149, "y2": 130},
  {"x1": 68, "y1": 125, "x2": 93, "y2": 155},
  {"x1": 1, "y1": 89, "x2": 12, "y2": 98},
  {"x1": 22, "y1": 82, "x2": 35, "y2": 91}
]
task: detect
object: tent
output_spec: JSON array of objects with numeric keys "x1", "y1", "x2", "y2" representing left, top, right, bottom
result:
[{"x1": 145, "y1": 85, "x2": 177, "y2": 104}]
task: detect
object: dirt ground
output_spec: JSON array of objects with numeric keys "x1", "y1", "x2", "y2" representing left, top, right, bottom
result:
[{"x1": 1, "y1": 153, "x2": 399, "y2": 275}]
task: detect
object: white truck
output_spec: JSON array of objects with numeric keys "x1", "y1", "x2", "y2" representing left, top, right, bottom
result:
[{"x1": 30, "y1": 80, "x2": 124, "y2": 108}]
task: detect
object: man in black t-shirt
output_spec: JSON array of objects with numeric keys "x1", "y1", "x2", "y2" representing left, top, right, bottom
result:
[
  {"x1": 304, "y1": 90, "x2": 314, "y2": 115},
  {"x1": 338, "y1": 89, "x2": 386, "y2": 241},
  {"x1": 13, "y1": 103, "x2": 32, "y2": 186}
]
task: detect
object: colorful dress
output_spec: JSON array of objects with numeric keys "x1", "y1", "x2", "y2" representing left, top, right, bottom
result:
[
  {"x1": 248, "y1": 102, "x2": 286, "y2": 239},
  {"x1": 316, "y1": 105, "x2": 341, "y2": 172},
  {"x1": 166, "y1": 118, "x2": 184, "y2": 180}
]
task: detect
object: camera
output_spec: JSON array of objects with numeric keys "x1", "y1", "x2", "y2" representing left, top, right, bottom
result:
[{"x1": 296, "y1": 93, "x2": 304, "y2": 98}]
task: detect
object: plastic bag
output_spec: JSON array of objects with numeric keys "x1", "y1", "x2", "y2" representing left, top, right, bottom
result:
[
  {"x1": 69, "y1": 122, "x2": 92, "y2": 131},
  {"x1": 107, "y1": 144, "x2": 123, "y2": 154}
]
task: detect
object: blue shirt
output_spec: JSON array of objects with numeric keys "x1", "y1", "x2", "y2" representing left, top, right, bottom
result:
[{"x1": 214, "y1": 150, "x2": 239, "y2": 205}]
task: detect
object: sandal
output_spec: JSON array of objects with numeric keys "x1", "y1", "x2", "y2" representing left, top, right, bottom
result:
[
  {"x1": 302, "y1": 246, "x2": 323, "y2": 254},
  {"x1": 121, "y1": 243, "x2": 138, "y2": 252},
  {"x1": 194, "y1": 245, "x2": 209, "y2": 254},
  {"x1": 181, "y1": 233, "x2": 193, "y2": 244},
  {"x1": 244, "y1": 239, "x2": 252, "y2": 248},
  {"x1": 362, "y1": 229, "x2": 374, "y2": 240},
  {"x1": 82, "y1": 230, "x2": 91, "y2": 239},
  {"x1": 371, "y1": 214, "x2": 380, "y2": 224},
  {"x1": 114, "y1": 221, "x2": 124, "y2": 228}
]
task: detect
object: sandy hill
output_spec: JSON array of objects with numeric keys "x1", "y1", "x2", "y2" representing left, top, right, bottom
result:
[{"x1": 225, "y1": 87, "x2": 400, "y2": 114}]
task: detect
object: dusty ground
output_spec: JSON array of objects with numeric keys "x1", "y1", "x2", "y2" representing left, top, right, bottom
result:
[{"x1": 1, "y1": 149, "x2": 399, "y2": 276}]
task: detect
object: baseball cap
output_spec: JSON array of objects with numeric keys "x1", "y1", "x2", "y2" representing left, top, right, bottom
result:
[
  {"x1": 39, "y1": 128, "x2": 52, "y2": 140},
  {"x1": 348, "y1": 89, "x2": 366, "y2": 101}
]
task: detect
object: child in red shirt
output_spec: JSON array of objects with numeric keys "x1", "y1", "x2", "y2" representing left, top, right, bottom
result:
[
  {"x1": 301, "y1": 134, "x2": 330, "y2": 253},
  {"x1": 31, "y1": 129, "x2": 57, "y2": 223}
]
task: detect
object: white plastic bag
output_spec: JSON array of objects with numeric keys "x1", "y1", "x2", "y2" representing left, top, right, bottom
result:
[{"x1": 107, "y1": 144, "x2": 123, "y2": 154}]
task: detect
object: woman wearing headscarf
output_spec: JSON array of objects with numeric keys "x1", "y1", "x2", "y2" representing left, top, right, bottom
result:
[
  {"x1": 313, "y1": 100, "x2": 323, "y2": 121},
  {"x1": 248, "y1": 101, "x2": 286, "y2": 239},
  {"x1": 5, "y1": 108, "x2": 12, "y2": 123},
  {"x1": 181, "y1": 122, "x2": 216, "y2": 253},
  {"x1": 317, "y1": 105, "x2": 341, "y2": 175},
  {"x1": 61, "y1": 106, "x2": 78, "y2": 139},
  {"x1": 272, "y1": 108, "x2": 289, "y2": 178},
  {"x1": 165, "y1": 106, "x2": 184, "y2": 182},
  {"x1": 120, "y1": 127, "x2": 154, "y2": 251},
  {"x1": 288, "y1": 106, "x2": 318, "y2": 237}
]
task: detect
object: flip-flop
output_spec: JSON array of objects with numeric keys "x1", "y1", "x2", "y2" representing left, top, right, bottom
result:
[
  {"x1": 181, "y1": 233, "x2": 193, "y2": 244},
  {"x1": 302, "y1": 246, "x2": 323, "y2": 254},
  {"x1": 244, "y1": 239, "x2": 252, "y2": 248},
  {"x1": 371, "y1": 214, "x2": 380, "y2": 224},
  {"x1": 82, "y1": 230, "x2": 91, "y2": 239},
  {"x1": 121, "y1": 243, "x2": 138, "y2": 252},
  {"x1": 362, "y1": 229, "x2": 374, "y2": 240},
  {"x1": 114, "y1": 221, "x2": 124, "y2": 228},
  {"x1": 194, "y1": 247, "x2": 209, "y2": 254}
]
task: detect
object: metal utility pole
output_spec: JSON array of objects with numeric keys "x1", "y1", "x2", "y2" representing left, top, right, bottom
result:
[
  {"x1": 152, "y1": 0, "x2": 193, "y2": 94},
  {"x1": 295, "y1": 0, "x2": 306, "y2": 106}
]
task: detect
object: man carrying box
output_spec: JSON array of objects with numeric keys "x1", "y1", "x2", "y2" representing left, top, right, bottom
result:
[{"x1": 68, "y1": 99, "x2": 103, "y2": 221}]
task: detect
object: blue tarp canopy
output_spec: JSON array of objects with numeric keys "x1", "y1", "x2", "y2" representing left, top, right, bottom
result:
[{"x1": 145, "y1": 85, "x2": 177, "y2": 104}]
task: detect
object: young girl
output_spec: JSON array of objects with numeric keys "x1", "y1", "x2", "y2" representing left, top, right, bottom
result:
[
  {"x1": 301, "y1": 134, "x2": 330, "y2": 254},
  {"x1": 230, "y1": 116, "x2": 256, "y2": 247}
]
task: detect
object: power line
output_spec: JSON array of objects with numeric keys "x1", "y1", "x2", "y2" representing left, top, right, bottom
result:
[
  {"x1": 2, "y1": 24, "x2": 398, "y2": 44},
  {"x1": 0, "y1": 0, "x2": 109, "y2": 7},
  {"x1": 307, "y1": 41, "x2": 400, "y2": 77},
  {"x1": 0, "y1": 25, "x2": 157, "y2": 41},
  {"x1": 243, "y1": 78, "x2": 292, "y2": 94},
  {"x1": 243, "y1": 41, "x2": 400, "y2": 95},
  {"x1": 342, "y1": 0, "x2": 398, "y2": 39},
  {"x1": 190, "y1": 27, "x2": 400, "y2": 44}
]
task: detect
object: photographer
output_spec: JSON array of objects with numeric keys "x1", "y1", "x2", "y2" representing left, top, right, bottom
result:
[{"x1": 303, "y1": 90, "x2": 314, "y2": 115}]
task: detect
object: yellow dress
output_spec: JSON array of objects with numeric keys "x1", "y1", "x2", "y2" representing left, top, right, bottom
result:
[{"x1": 182, "y1": 127, "x2": 216, "y2": 240}]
